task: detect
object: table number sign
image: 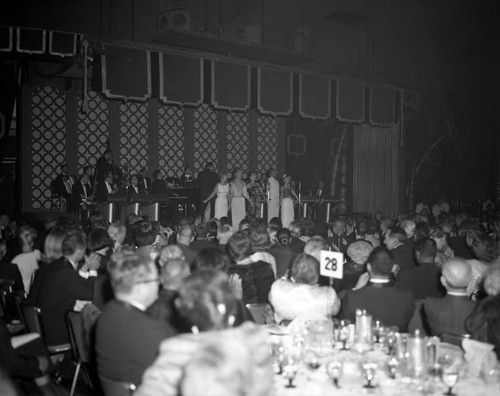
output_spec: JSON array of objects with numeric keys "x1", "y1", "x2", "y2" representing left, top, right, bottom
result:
[{"x1": 319, "y1": 250, "x2": 344, "y2": 279}]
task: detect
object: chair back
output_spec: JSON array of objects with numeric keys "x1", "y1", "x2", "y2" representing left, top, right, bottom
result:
[
  {"x1": 440, "y1": 333, "x2": 469, "y2": 348},
  {"x1": 0, "y1": 280, "x2": 16, "y2": 321},
  {"x1": 99, "y1": 376, "x2": 136, "y2": 396},
  {"x1": 67, "y1": 311, "x2": 90, "y2": 363},
  {"x1": 20, "y1": 303, "x2": 44, "y2": 335},
  {"x1": 245, "y1": 303, "x2": 269, "y2": 325}
]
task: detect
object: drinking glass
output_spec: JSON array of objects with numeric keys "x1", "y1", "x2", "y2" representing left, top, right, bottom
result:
[
  {"x1": 282, "y1": 354, "x2": 299, "y2": 388},
  {"x1": 304, "y1": 349, "x2": 321, "y2": 371},
  {"x1": 327, "y1": 360, "x2": 343, "y2": 388},
  {"x1": 385, "y1": 326, "x2": 399, "y2": 355},
  {"x1": 373, "y1": 320, "x2": 384, "y2": 344},
  {"x1": 386, "y1": 356, "x2": 400, "y2": 379},
  {"x1": 361, "y1": 360, "x2": 378, "y2": 388},
  {"x1": 439, "y1": 355, "x2": 459, "y2": 396}
]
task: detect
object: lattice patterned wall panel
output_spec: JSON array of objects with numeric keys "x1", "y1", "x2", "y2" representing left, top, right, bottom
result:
[
  {"x1": 158, "y1": 105, "x2": 185, "y2": 178},
  {"x1": 31, "y1": 85, "x2": 67, "y2": 209},
  {"x1": 193, "y1": 104, "x2": 218, "y2": 173},
  {"x1": 77, "y1": 91, "x2": 109, "y2": 170},
  {"x1": 226, "y1": 113, "x2": 249, "y2": 173},
  {"x1": 119, "y1": 102, "x2": 149, "y2": 175},
  {"x1": 256, "y1": 115, "x2": 278, "y2": 173}
]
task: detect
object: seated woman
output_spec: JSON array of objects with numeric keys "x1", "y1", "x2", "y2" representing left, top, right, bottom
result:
[
  {"x1": 334, "y1": 240, "x2": 373, "y2": 297},
  {"x1": 227, "y1": 232, "x2": 275, "y2": 305},
  {"x1": 467, "y1": 232, "x2": 498, "y2": 299},
  {"x1": 268, "y1": 253, "x2": 341, "y2": 325}
]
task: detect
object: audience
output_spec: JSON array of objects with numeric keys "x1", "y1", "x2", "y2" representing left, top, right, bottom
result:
[{"x1": 384, "y1": 226, "x2": 416, "y2": 272}]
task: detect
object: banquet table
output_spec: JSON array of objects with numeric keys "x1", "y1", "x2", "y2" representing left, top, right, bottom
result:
[{"x1": 270, "y1": 333, "x2": 499, "y2": 396}]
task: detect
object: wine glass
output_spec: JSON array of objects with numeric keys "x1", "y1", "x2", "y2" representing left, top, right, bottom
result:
[
  {"x1": 385, "y1": 326, "x2": 399, "y2": 355},
  {"x1": 327, "y1": 360, "x2": 343, "y2": 388},
  {"x1": 361, "y1": 361, "x2": 378, "y2": 389},
  {"x1": 304, "y1": 350, "x2": 321, "y2": 371},
  {"x1": 336, "y1": 319, "x2": 350, "y2": 350},
  {"x1": 373, "y1": 320, "x2": 384, "y2": 344},
  {"x1": 386, "y1": 356, "x2": 400, "y2": 379},
  {"x1": 282, "y1": 354, "x2": 299, "y2": 388},
  {"x1": 270, "y1": 341, "x2": 285, "y2": 374},
  {"x1": 440, "y1": 364, "x2": 459, "y2": 395}
]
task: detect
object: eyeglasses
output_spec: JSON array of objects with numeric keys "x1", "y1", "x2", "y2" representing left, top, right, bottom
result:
[{"x1": 135, "y1": 278, "x2": 160, "y2": 285}]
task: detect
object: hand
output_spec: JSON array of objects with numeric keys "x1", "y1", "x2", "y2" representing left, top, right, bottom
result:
[
  {"x1": 85, "y1": 253, "x2": 101, "y2": 271},
  {"x1": 352, "y1": 272, "x2": 370, "y2": 291}
]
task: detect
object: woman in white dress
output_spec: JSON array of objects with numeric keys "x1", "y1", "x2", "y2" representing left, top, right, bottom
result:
[
  {"x1": 280, "y1": 174, "x2": 299, "y2": 229},
  {"x1": 203, "y1": 173, "x2": 230, "y2": 220},
  {"x1": 230, "y1": 169, "x2": 250, "y2": 231}
]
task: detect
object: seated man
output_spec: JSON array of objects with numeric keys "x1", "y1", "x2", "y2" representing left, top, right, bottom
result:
[
  {"x1": 423, "y1": 258, "x2": 476, "y2": 336},
  {"x1": 174, "y1": 225, "x2": 196, "y2": 266},
  {"x1": 396, "y1": 237, "x2": 445, "y2": 300},
  {"x1": 339, "y1": 246, "x2": 415, "y2": 332},
  {"x1": 36, "y1": 233, "x2": 99, "y2": 345},
  {"x1": 384, "y1": 226, "x2": 416, "y2": 272},
  {"x1": 95, "y1": 247, "x2": 175, "y2": 386}
]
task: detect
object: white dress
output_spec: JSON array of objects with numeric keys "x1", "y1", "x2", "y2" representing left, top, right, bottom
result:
[
  {"x1": 214, "y1": 183, "x2": 229, "y2": 219},
  {"x1": 12, "y1": 250, "x2": 41, "y2": 294},
  {"x1": 231, "y1": 181, "x2": 247, "y2": 231}
]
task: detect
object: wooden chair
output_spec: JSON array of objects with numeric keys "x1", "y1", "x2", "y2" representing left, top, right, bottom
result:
[
  {"x1": 66, "y1": 311, "x2": 95, "y2": 396},
  {"x1": 245, "y1": 303, "x2": 270, "y2": 325}
]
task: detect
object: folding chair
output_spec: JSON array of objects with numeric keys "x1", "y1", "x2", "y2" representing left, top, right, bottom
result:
[{"x1": 66, "y1": 311, "x2": 95, "y2": 396}]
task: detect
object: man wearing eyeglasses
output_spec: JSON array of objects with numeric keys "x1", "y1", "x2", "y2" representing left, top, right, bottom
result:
[{"x1": 95, "y1": 247, "x2": 176, "y2": 387}]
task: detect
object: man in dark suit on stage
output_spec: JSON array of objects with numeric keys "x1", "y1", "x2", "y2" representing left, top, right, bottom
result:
[
  {"x1": 139, "y1": 168, "x2": 151, "y2": 193},
  {"x1": 95, "y1": 171, "x2": 117, "y2": 203},
  {"x1": 339, "y1": 246, "x2": 415, "y2": 332},
  {"x1": 72, "y1": 174, "x2": 94, "y2": 213},
  {"x1": 197, "y1": 162, "x2": 219, "y2": 220},
  {"x1": 126, "y1": 174, "x2": 145, "y2": 203},
  {"x1": 396, "y1": 237, "x2": 445, "y2": 300},
  {"x1": 36, "y1": 233, "x2": 100, "y2": 345},
  {"x1": 384, "y1": 226, "x2": 416, "y2": 272},
  {"x1": 422, "y1": 258, "x2": 476, "y2": 336},
  {"x1": 94, "y1": 149, "x2": 114, "y2": 187},
  {"x1": 150, "y1": 169, "x2": 168, "y2": 196},
  {"x1": 95, "y1": 247, "x2": 175, "y2": 386}
]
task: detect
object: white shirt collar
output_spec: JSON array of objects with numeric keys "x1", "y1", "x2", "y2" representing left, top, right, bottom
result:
[
  {"x1": 447, "y1": 291, "x2": 469, "y2": 297},
  {"x1": 370, "y1": 278, "x2": 391, "y2": 284}
]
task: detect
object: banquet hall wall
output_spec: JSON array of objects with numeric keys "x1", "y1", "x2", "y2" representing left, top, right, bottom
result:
[{"x1": 18, "y1": 77, "x2": 284, "y2": 212}]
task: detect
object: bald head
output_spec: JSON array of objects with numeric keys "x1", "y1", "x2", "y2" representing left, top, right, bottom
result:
[{"x1": 441, "y1": 258, "x2": 471, "y2": 291}]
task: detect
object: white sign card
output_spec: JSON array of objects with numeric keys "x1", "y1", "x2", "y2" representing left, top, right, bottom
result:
[{"x1": 319, "y1": 250, "x2": 344, "y2": 279}]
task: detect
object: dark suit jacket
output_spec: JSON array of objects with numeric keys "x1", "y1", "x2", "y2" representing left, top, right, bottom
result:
[
  {"x1": 269, "y1": 245, "x2": 297, "y2": 278},
  {"x1": 339, "y1": 282, "x2": 415, "y2": 332},
  {"x1": 95, "y1": 156, "x2": 114, "y2": 185},
  {"x1": 423, "y1": 294, "x2": 476, "y2": 336},
  {"x1": 326, "y1": 233, "x2": 354, "y2": 255},
  {"x1": 197, "y1": 169, "x2": 219, "y2": 201},
  {"x1": 396, "y1": 262, "x2": 445, "y2": 300},
  {"x1": 96, "y1": 299, "x2": 175, "y2": 385},
  {"x1": 391, "y1": 242, "x2": 416, "y2": 271},
  {"x1": 95, "y1": 181, "x2": 113, "y2": 203},
  {"x1": 150, "y1": 179, "x2": 168, "y2": 196},
  {"x1": 448, "y1": 236, "x2": 474, "y2": 260},
  {"x1": 288, "y1": 237, "x2": 306, "y2": 254},
  {"x1": 0, "y1": 261, "x2": 24, "y2": 293},
  {"x1": 36, "y1": 258, "x2": 95, "y2": 345}
]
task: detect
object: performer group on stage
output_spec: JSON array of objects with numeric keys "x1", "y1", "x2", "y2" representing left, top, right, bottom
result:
[{"x1": 51, "y1": 148, "x2": 331, "y2": 229}]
